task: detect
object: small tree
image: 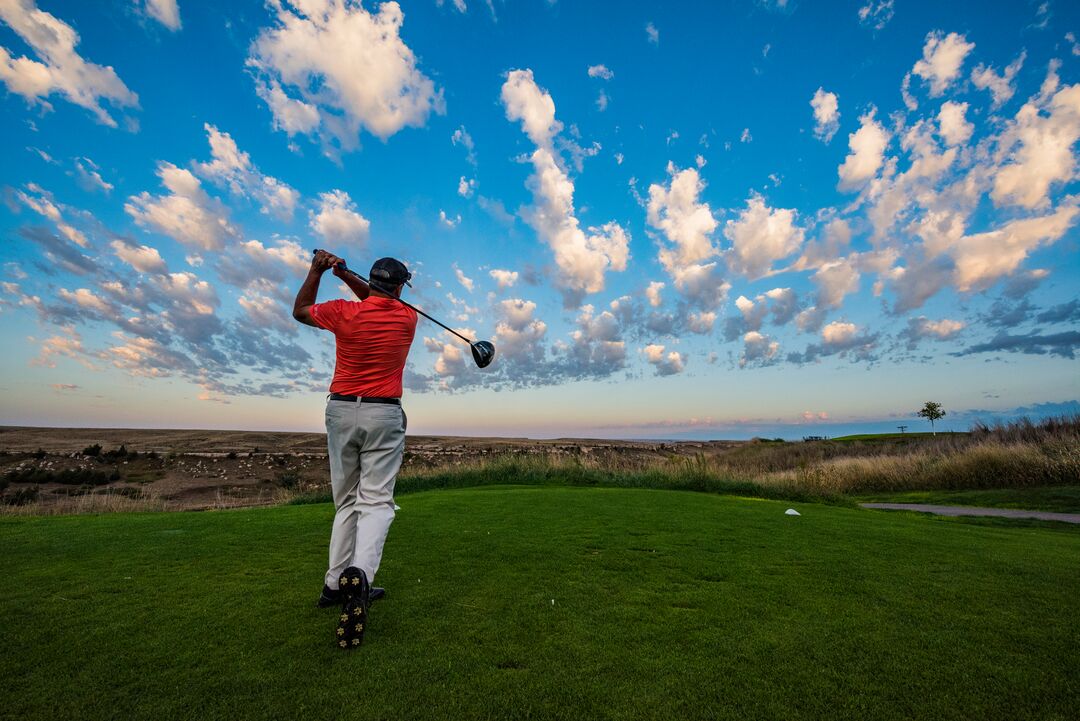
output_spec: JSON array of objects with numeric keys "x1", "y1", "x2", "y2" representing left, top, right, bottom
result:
[{"x1": 917, "y1": 401, "x2": 946, "y2": 435}]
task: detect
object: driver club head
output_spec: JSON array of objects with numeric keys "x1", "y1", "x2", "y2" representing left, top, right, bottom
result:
[{"x1": 471, "y1": 340, "x2": 495, "y2": 368}]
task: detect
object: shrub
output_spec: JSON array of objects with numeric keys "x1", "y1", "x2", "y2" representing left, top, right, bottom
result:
[
  {"x1": 32, "y1": 448, "x2": 46, "y2": 459},
  {"x1": 226, "y1": 451, "x2": 238, "y2": 460},
  {"x1": 82, "y1": 444, "x2": 102, "y2": 457},
  {"x1": 103, "y1": 445, "x2": 128, "y2": 460},
  {"x1": 4, "y1": 487, "x2": 40, "y2": 506},
  {"x1": 4, "y1": 468, "x2": 112, "y2": 486},
  {"x1": 275, "y1": 471, "x2": 300, "y2": 490}
]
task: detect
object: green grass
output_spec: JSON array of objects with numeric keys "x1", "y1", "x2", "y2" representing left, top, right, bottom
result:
[
  {"x1": 829, "y1": 432, "x2": 966, "y2": 442},
  {"x1": 288, "y1": 456, "x2": 857, "y2": 507},
  {"x1": 857, "y1": 485, "x2": 1080, "y2": 514},
  {"x1": 2, "y1": 487, "x2": 1078, "y2": 720}
]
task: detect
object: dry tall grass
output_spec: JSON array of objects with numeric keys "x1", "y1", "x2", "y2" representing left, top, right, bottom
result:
[
  {"x1": 373, "y1": 415, "x2": 1080, "y2": 502},
  {"x1": 0, "y1": 488, "x2": 167, "y2": 516},
  {"x1": 7, "y1": 416, "x2": 1077, "y2": 513}
]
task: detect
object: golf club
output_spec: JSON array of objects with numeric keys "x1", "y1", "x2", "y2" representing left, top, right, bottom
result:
[{"x1": 313, "y1": 249, "x2": 495, "y2": 369}]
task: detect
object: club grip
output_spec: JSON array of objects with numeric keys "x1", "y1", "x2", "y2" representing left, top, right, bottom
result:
[{"x1": 312, "y1": 248, "x2": 348, "y2": 272}]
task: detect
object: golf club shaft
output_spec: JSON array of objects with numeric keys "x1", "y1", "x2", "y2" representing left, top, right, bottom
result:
[{"x1": 315, "y1": 251, "x2": 476, "y2": 346}]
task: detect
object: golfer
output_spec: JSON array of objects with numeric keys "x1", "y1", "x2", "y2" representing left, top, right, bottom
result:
[{"x1": 293, "y1": 249, "x2": 417, "y2": 648}]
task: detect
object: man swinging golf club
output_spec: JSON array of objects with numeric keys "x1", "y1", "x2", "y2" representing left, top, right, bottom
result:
[{"x1": 293, "y1": 249, "x2": 417, "y2": 649}]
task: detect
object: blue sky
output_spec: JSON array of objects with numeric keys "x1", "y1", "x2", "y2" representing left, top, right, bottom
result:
[{"x1": 0, "y1": 0, "x2": 1078, "y2": 439}]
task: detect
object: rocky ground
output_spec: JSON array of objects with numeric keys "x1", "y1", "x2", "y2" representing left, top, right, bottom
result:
[{"x1": 0, "y1": 427, "x2": 740, "y2": 511}]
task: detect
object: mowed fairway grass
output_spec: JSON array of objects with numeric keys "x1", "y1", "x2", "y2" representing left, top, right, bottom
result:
[{"x1": 2, "y1": 487, "x2": 1078, "y2": 721}]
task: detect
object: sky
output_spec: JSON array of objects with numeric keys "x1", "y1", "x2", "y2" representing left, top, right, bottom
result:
[{"x1": 0, "y1": 0, "x2": 1078, "y2": 440}]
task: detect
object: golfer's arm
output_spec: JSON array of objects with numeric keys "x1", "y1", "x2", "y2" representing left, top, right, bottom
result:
[
  {"x1": 337, "y1": 271, "x2": 370, "y2": 301},
  {"x1": 292, "y1": 270, "x2": 323, "y2": 327}
]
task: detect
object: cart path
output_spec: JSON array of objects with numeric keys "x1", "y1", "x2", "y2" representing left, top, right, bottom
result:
[{"x1": 860, "y1": 503, "x2": 1080, "y2": 524}]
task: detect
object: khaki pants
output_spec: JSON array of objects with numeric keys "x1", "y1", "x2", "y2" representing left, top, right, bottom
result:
[{"x1": 324, "y1": 399, "x2": 407, "y2": 588}]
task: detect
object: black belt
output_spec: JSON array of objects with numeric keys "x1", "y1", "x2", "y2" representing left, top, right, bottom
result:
[{"x1": 328, "y1": 393, "x2": 400, "y2": 405}]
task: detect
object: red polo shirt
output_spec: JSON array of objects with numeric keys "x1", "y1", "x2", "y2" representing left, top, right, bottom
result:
[{"x1": 310, "y1": 296, "x2": 418, "y2": 398}]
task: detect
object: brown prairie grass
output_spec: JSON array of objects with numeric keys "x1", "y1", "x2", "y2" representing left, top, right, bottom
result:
[
  {"x1": 0, "y1": 488, "x2": 168, "y2": 516},
  {"x1": 371, "y1": 415, "x2": 1080, "y2": 502}
]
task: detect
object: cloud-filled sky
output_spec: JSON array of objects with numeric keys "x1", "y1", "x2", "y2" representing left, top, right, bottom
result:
[{"x1": 0, "y1": 0, "x2": 1078, "y2": 439}]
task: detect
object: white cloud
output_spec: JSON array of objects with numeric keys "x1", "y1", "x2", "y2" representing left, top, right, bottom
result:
[
  {"x1": 439, "y1": 210, "x2": 461, "y2": 229},
  {"x1": 723, "y1": 194, "x2": 804, "y2": 280},
  {"x1": 864, "y1": 120, "x2": 958, "y2": 243},
  {"x1": 151, "y1": 271, "x2": 218, "y2": 315},
  {"x1": 645, "y1": 22, "x2": 659, "y2": 45},
  {"x1": 587, "y1": 64, "x2": 613, "y2": 80},
  {"x1": 458, "y1": 176, "x2": 477, "y2": 198},
  {"x1": 561, "y1": 303, "x2": 627, "y2": 376},
  {"x1": 141, "y1": 0, "x2": 181, "y2": 31},
  {"x1": 489, "y1": 269, "x2": 518, "y2": 289},
  {"x1": 100, "y1": 333, "x2": 185, "y2": 378},
  {"x1": 501, "y1": 69, "x2": 629, "y2": 299},
  {"x1": 72, "y1": 157, "x2": 112, "y2": 194},
  {"x1": 812, "y1": 260, "x2": 860, "y2": 309},
  {"x1": 911, "y1": 316, "x2": 964, "y2": 339},
  {"x1": 911, "y1": 31, "x2": 975, "y2": 97},
  {"x1": 937, "y1": 101, "x2": 973, "y2": 146},
  {"x1": 451, "y1": 125, "x2": 476, "y2": 165},
  {"x1": 950, "y1": 201, "x2": 1080, "y2": 292},
  {"x1": 58, "y1": 287, "x2": 110, "y2": 314},
  {"x1": 248, "y1": 0, "x2": 443, "y2": 152},
  {"x1": 991, "y1": 80, "x2": 1080, "y2": 209},
  {"x1": 596, "y1": 89, "x2": 608, "y2": 112},
  {"x1": 501, "y1": 68, "x2": 561, "y2": 146},
  {"x1": 901, "y1": 72, "x2": 918, "y2": 112},
  {"x1": 971, "y1": 52, "x2": 1026, "y2": 109},
  {"x1": 0, "y1": 0, "x2": 139, "y2": 126},
  {"x1": 794, "y1": 217, "x2": 851, "y2": 271},
  {"x1": 647, "y1": 164, "x2": 729, "y2": 307},
  {"x1": 740, "y1": 331, "x2": 779, "y2": 367},
  {"x1": 642, "y1": 343, "x2": 685, "y2": 376},
  {"x1": 687, "y1": 311, "x2": 716, "y2": 333},
  {"x1": 110, "y1": 240, "x2": 167, "y2": 273},
  {"x1": 453, "y1": 264, "x2": 474, "y2": 292},
  {"x1": 32, "y1": 327, "x2": 94, "y2": 369},
  {"x1": 857, "y1": 0, "x2": 893, "y2": 31},
  {"x1": 16, "y1": 184, "x2": 88, "y2": 247},
  {"x1": 27, "y1": 146, "x2": 55, "y2": 164},
  {"x1": 811, "y1": 88, "x2": 840, "y2": 143},
  {"x1": 238, "y1": 294, "x2": 293, "y2": 334},
  {"x1": 648, "y1": 165, "x2": 718, "y2": 272},
  {"x1": 309, "y1": 189, "x2": 370, "y2": 245},
  {"x1": 425, "y1": 332, "x2": 467, "y2": 379},
  {"x1": 493, "y1": 298, "x2": 547, "y2": 363},
  {"x1": 435, "y1": 0, "x2": 467, "y2": 14},
  {"x1": 125, "y1": 162, "x2": 239, "y2": 251},
  {"x1": 195, "y1": 124, "x2": 299, "y2": 221},
  {"x1": 727, "y1": 287, "x2": 798, "y2": 339},
  {"x1": 838, "y1": 110, "x2": 889, "y2": 190},
  {"x1": 645, "y1": 281, "x2": 665, "y2": 307},
  {"x1": 821, "y1": 321, "x2": 858, "y2": 347},
  {"x1": 795, "y1": 306, "x2": 826, "y2": 333},
  {"x1": 232, "y1": 238, "x2": 309, "y2": 283},
  {"x1": 254, "y1": 79, "x2": 320, "y2": 136},
  {"x1": 1068, "y1": 32, "x2": 1080, "y2": 57}
]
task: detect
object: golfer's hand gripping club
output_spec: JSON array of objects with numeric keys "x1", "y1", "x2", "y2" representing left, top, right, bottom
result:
[{"x1": 311, "y1": 249, "x2": 495, "y2": 369}]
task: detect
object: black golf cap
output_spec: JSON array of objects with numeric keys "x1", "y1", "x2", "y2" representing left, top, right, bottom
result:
[{"x1": 369, "y1": 257, "x2": 412, "y2": 290}]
